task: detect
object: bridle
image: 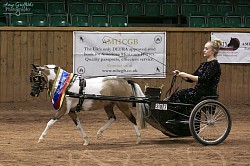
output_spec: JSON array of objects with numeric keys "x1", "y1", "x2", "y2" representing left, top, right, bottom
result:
[{"x1": 29, "y1": 68, "x2": 47, "y2": 96}]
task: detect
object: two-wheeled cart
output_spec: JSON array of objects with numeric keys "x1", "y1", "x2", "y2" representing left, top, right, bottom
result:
[{"x1": 144, "y1": 86, "x2": 232, "y2": 145}]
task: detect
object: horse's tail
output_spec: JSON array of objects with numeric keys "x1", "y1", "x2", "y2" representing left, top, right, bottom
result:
[{"x1": 127, "y1": 80, "x2": 147, "y2": 129}]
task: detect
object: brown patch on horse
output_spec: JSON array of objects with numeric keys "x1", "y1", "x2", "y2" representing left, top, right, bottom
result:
[
  {"x1": 101, "y1": 78, "x2": 133, "y2": 97},
  {"x1": 100, "y1": 78, "x2": 136, "y2": 124}
]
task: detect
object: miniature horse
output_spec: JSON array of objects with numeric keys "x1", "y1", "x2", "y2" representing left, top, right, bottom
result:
[{"x1": 29, "y1": 64, "x2": 146, "y2": 145}]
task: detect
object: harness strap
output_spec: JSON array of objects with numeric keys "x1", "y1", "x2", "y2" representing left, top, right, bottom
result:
[
  {"x1": 76, "y1": 75, "x2": 86, "y2": 112},
  {"x1": 127, "y1": 80, "x2": 136, "y2": 107},
  {"x1": 64, "y1": 74, "x2": 86, "y2": 112}
]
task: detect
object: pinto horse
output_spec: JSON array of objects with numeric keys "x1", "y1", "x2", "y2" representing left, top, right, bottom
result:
[{"x1": 29, "y1": 64, "x2": 147, "y2": 145}]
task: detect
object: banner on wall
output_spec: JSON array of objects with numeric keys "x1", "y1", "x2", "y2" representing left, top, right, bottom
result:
[
  {"x1": 211, "y1": 32, "x2": 250, "y2": 63},
  {"x1": 73, "y1": 31, "x2": 166, "y2": 78}
]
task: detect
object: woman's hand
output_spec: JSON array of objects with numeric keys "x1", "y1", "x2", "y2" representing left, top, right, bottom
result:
[
  {"x1": 173, "y1": 70, "x2": 198, "y2": 82},
  {"x1": 173, "y1": 70, "x2": 186, "y2": 78},
  {"x1": 173, "y1": 70, "x2": 180, "y2": 75},
  {"x1": 178, "y1": 72, "x2": 188, "y2": 78}
]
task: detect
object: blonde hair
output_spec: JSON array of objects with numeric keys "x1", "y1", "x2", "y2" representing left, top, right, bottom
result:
[{"x1": 208, "y1": 39, "x2": 222, "y2": 57}]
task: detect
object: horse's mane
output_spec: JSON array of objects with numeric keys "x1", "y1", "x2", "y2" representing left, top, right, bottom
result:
[{"x1": 103, "y1": 76, "x2": 119, "y2": 81}]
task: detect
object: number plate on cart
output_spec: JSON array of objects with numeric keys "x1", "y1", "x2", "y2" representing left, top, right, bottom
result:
[{"x1": 152, "y1": 102, "x2": 168, "y2": 110}]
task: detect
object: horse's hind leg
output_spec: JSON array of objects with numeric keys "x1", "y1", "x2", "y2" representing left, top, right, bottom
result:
[
  {"x1": 117, "y1": 103, "x2": 142, "y2": 144},
  {"x1": 68, "y1": 111, "x2": 90, "y2": 145},
  {"x1": 97, "y1": 104, "x2": 116, "y2": 140}
]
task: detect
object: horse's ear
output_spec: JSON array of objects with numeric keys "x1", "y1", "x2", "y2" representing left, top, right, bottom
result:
[{"x1": 31, "y1": 64, "x2": 38, "y2": 70}]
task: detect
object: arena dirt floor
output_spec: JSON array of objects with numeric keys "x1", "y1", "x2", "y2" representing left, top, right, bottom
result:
[{"x1": 0, "y1": 100, "x2": 249, "y2": 166}]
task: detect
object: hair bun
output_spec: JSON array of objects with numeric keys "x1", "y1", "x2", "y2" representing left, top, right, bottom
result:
[{"x1": 213, "y1": 39, "x2": 222, "y2": 48}]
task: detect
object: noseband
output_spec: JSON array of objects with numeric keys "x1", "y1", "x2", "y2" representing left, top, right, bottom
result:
[{"x1": 30, "y1": 68, "x2": 47, "y2": 93}]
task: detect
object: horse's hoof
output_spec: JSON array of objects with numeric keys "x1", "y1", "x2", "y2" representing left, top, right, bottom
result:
[
  {"x1": 96, "y1": 132, "x2": 103, "y2": 140},
  {"x1": 38, "y1": 138, "x2": 44, "y2": 143},
  {"x1": 136, "y1": 138, "x2": 142, "y2": 144},
  {"x1": 83, "y1": 140, "x2": 90, "y2": 146}
]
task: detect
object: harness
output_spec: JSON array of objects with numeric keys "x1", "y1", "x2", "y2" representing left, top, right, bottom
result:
[
  {"x1": 65, "y1": 74, "x2": 85, "y2": 112},
  {"x1": 74, "y1": 75, "x2": 86, "y2": 112}
]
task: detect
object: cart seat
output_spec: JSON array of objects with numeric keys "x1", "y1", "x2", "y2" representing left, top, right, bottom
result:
[{"x1": 144, "y1": 87, "x2": 162, "y2": 100}]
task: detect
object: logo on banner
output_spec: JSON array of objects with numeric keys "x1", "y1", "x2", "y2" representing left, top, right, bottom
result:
[
  {"x1": 220, "y1": 38, "x2": 240, "y2": 51},
  {"x1": 79, "y1": 36, "x2": 85, "y2": 42},
  {"x1": 155, "y1": 66, "x2": 161, "y2": 73},
  {"x1": 77, "y1": 66, "x2": 85, "y2": 74},
  {"x1": 154, "y1": 35, "x2": 162, "y2": 44}
]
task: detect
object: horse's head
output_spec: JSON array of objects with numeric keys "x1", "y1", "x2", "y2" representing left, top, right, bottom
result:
[
  {"x1": 29, "y1": 64, "x2": 58, "y2": 97},
  {"x1": 227, "y1": 38, "x2": 240, "y2": 51}
]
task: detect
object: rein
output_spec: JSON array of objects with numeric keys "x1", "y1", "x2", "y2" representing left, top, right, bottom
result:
[{"x1": 165, "y1": 75, "x2": 183, "y2": 99}]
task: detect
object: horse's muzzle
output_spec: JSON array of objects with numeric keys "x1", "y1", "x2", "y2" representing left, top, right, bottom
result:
[{"x1": 30, "y1": 90, "x2": 40, "y2": 97}]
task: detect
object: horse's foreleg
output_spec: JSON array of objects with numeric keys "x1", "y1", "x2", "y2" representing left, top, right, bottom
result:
[
  {"x1": 38, "y1": 118, "x2": 58, "y2": 143},
  {"x1": 38, "y1": 106, "x2": 66, "y2": 143},
  {"x1": 68, "y1": 111, "x2": 90, "y2": 145},
  {"x1": 97, "y1": 104, "x2": 116, "y2": 140}
]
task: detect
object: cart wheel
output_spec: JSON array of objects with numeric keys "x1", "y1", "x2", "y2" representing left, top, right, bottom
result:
[{"x1": 189, "y1": 99, "x2": 232, "y2": 145}]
